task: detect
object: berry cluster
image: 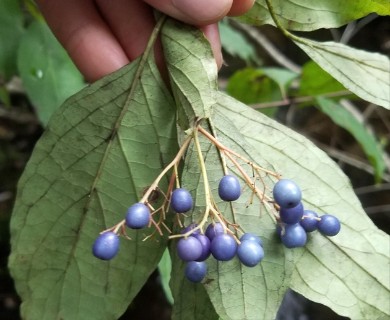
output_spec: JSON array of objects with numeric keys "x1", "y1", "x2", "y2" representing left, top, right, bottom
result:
[
  {"x1": 91, "y1": 123, "x2": 341, "y2": 285},
  {"x1": 273, "y1": 179, "x2": 341, "y2": 248},
  {"x1": 170, "y1": 175, "x2": 264, "y2": 282}
]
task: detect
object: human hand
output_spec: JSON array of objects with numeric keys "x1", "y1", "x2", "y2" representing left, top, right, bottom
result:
[{"x1": 36, "y1": 0, "x2": 254, "y2": 82}]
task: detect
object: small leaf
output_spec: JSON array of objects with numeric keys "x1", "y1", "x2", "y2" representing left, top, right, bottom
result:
[
  {"x1": 17, "y1": 20, "x2": 85, "y2": 125},
  {"x1": 0, "y1": 0, "x2": 24, "y2": 80},
  {"x1": 161, "y1": 18, "x2": 218, "y2": 129},
  {"x1": 316, "y1": 97, "x2": 386, "y2": 182},
  {"x1": 292, "y1": 38, "x2": 390, "y2": 108},
  {"x1": 227, "y1": 68, "x2": 284, "y2": 104},
  {"x1": 219, "y1": 20, "x2": 261, "y2": 64},
  {"x1": 241, "y1": 0, "x2": 390, "y2": 31},
  {"x1": 299, "y1": 61, "x2": 346, "y2": 96},
  {"x1": 9, "y1": 56, "x2": 177, "y2": 319},
  {"x1": 158, "y1": 248, "x2": 174, "y2": 304}
]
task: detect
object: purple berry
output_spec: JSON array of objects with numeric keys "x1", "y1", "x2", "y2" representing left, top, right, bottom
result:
[
  {"x1": 171, "y1": 188, "x2": 193, "y2": 213},
  {"x1": 273, "y1": 179, "x2": 302, "y2": 208},
  {"x1": 193, "y1": 234, "x2": 211, "y2": 261},
  {"x1": 237, "y1": 240, "x2": 264, "y2": 267},
  {"x1": 218, "y1": 175, "x2": 241, "y2": 201},
  {"x1": 239, "y1": 233, "x2": 263, "y2": 247},
  {"x1": 210, "y1": 233, "x2": 237, "y2": 261},
  {"x1": 205, "y1": 222, "x2": 224, "y2": 241},
  {"x1": 92, "y1": 232, "x2": 120, "y2": 260},
  {"x1": 125, "y1": 203, "x2": 150, "y2": 229},
  {"x1": 300, "y1": 210, "x2": 319, "y2": 232},
  {"x1": 185, "y1": 261, "x2": 207, "y2": 283},
  {"x1": 279, "y1": 202, "x2": 304, "y2": 224},
  {"x1": 280, "y1": 223, "x2": 307, "y2": 248},
  {"x1": 177, "y1": 237, "x2": 202, "y2": 261},
  {"x1": 318, "y1": 214, "x2": 341, "y2": 236}
]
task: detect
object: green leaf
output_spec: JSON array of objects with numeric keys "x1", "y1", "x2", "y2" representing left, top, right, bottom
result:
[
  {"x1": 17, "y1": 20, "x2": 85, "y2": 125},
  {"x1": 205, "y1": 92, "x2": 389, "y2": 319},
  {"x1": 161, "y1": 18, "x2": 218, "y2": 129},
  {"x1": 316, "y1": 97, "x2": 386, "y2": 182},
  {"x1": 219, "y1": 20, "x2": 261, "y2": 65},
  {"x1": 241, "y1": 0, "x2": 390, "y2": 31},
  {"x1": 226, "y1": 68, "x2": 284, "y2": 104},
  {"x1": 293, "y1": 38, "x2": 390, "y2": 109},
  {"x1": 8, "y1": 56, "x2": 178, "y2": 319},
  {"x1": 299, "y1": 61, "x2": 346, "y2": 96},
  {"x1": 0, "y1": 0, "x2": 24, "y2": 80},
  {"x1": 158, "y1": 249, "x2": 174, "y2": 304}
]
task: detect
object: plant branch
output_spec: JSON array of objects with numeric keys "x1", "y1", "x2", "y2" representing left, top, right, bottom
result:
[{"x1": 250, "y1": 90, "x2": 353, "y2": 109}]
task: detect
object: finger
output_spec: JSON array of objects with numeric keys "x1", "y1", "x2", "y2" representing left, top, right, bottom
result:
[
  {"x1": 37, "y1": 0, "x2": 129, "y2": 82},
  {"x1": 143, "y1": 0, "x2": 233, "y2": 26},
  {"x1": 228, "y1": 0, "x2": 255, "y2": 16},
  {"x1": 201, "y1": 24, "x2": 223, "y2": 69},
  {"x1": 95, "y1": 0, "x2": 156, "y2": 61}
]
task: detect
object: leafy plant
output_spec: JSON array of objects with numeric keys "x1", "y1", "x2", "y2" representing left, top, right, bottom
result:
[{"x1": 7, "y1": 1, "x2": 390, "y2": 320}]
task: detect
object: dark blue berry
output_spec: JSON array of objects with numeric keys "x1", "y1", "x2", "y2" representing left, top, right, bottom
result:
[
  {"x1": 218, "y1": 175, "x2": 241, "y2": 201},
  {"x1": 210, "y1": 233, "x2": 237, "y2": 261},
  {"x1": 237, "y1": 240, "x2": 264, "y2": 267},
  {"x1": 318, "y1": 214, "x2": 341, "y2": 236},
  {"x1": 193, "y1": 234, "x2": 211, "y2": 261},
  {"x1": 171, "y1": 188, "x2": 193, "y2": 213},
  {"x1": 240, "y1": 233, "x2": 263, "y2": 247},
  {"x1": 280, "y1": 223, "x2": 307, "y2": 248},
  {"x1": 280, "y1": 202, "x2": 304, "y2": 224},
  {"x1": 177, "y1": 237, "x2": 202, "y2": 261},
  {"x1": 185, "y1": 261, "x2": 207, "y2": 283},
  {"x1": 300, "y1": 210, "x2": 319, "y2": 232},
  {"x1": 273, "y1": 179, "x2": 302, "y2": 208},
  {"x1": 92, "y1": 232, "x2": 120, "y2": 260},
  {"x1": 125, "y1": 203, "x2": 150, "y2": 229},
  {"x1": 205, "y1": 222, "x2": 224, "y2": 241}
]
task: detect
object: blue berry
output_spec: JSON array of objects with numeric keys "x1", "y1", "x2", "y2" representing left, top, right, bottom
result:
[
  {"x1": 177, "y1": 237, "x2": 202, "y2": 261},
  {"x1": 205, "y1": 222, "x2": 224, "y2": 241},
  {"x1": 193, "y1": 234, "x2": 211, "y2": 261},
  {"x1": 125, "y1": 203, "x2": 150, "y2": 229},
  {"x1": 279, "y1": 202, "x2": 304, "y2": 224},
  {"x1": 318, "y1": 214, "x2": 341, "y2": 236},
  {"x1": 237, "y1": 240, "x2": 264, "y2": 267},
  {"x1": 171, "y1": 188, "x2": 193, "y2": 213},
  {"x1": 273, "y1": 179, "x2": 302, "y2": 208},
  {"x1": 185, "y1": 261, "x2": 207, "y2": 283},
  {"x1": 218, "y1": 175, "x2": 241, "y2": 201},
  {"x1": 240, "y1": 233, "x2": 263, "y2": 247},
  {"x1": 210, "y1": 233, "x2": 237, "y2": 261},
  {"x1": 280, "y1": 223, "x2": 307, "y2": 248},
  {"x1": 92, "y1": 232, "x2": 120, "y2": 260},
  {"x1": 300, "y1": 210, "x2": 319, "y2": 232}
]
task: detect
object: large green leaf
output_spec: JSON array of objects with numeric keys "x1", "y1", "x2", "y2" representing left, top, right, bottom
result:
[
  {"x1": 207, "y1": 93, "x2": 390, "y2": 319},
  {"x1": 161, "y1": 18, "x2": 217, "y2": 129},
  {"x1": 293, "y1": 38, "x2": 390, "y2": 109},
  {"x1": 241, "y1": 0, "x2": 390, "y2": 31},
  {"x1": 17, "y1": 20, "x2": 85, "y2": 125},
  {"x1": 0, "y1": 0, "x2": 24, "y2": 80},
  {"x1": 8, "y1": 55, "x2": 178, "y2": 319}
]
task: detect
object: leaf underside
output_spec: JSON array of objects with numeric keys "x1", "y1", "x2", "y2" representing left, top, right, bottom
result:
[{"x1": 9, "y1": 56, "x2": 178, "y2": 320}]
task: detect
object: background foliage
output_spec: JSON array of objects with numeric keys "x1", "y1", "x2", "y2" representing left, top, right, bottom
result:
[{"x1": 1, "y1": 0, "x2": 389, "y2": 319}]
